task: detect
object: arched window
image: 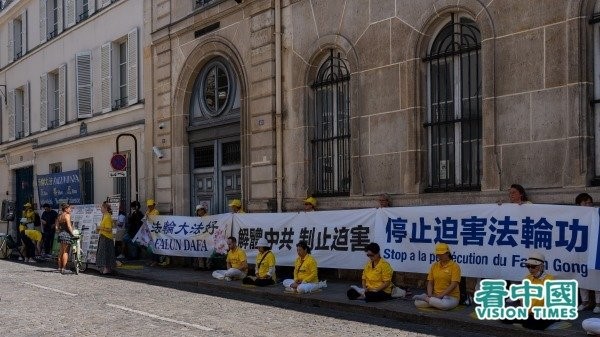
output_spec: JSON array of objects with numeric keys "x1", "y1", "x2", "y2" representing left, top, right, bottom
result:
[
  {"x1": 311, "y1": 50, "x2": 351, "y2": 196},
  {"x1": 424, "y1": 15, "x2": 481, "y2": 191}
]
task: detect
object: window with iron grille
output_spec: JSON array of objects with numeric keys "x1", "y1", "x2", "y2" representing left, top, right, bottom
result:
[
  {"x1": 193, "y1": 145, "x2": 214, "y2": 168},
  {"x1": 78, "y1": 158, "x2": 94, "y2": 204},
  {"x1": 424, "y1": 15, "x2": 482, "y2": 192},
  {"x1": 49, "y1": 162, "x2": 62, "y2": 173},
  {"x1": 311, "y1": 50, "x2": 351, "y2": 196}
]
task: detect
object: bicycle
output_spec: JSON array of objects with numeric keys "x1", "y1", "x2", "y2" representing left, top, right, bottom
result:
[{"x1": 70, "y1": 226, "x2": 88, "y2": 274}]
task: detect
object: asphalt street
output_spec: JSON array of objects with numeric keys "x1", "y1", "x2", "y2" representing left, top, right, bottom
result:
[{"x1": 0, "y1": 260, "x2": 492, "y2": 337}]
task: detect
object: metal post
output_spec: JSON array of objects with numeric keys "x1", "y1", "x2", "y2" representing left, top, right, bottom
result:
[{"x1": 116, "y1": 133, "x2": 139, "y2": 202}]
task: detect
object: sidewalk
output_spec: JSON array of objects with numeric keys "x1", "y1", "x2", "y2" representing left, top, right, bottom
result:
[{"x1": 111, "y1": 261, "x2": 594, "y2": 337}]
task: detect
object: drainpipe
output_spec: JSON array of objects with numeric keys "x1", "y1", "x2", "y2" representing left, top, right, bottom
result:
[{"x1": 275, "y1": 0, "x2": 283, "y2": 212}]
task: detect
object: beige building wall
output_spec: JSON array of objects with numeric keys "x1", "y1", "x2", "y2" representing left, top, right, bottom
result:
[
  {"x1": 148, "y1": 0, "x2": 599, "y2": 214},
  {"x1": 0, "y1": 0, "x2": 147, "y2": 233}
]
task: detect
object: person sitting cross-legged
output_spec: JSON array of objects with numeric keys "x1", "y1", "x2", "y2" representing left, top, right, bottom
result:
[
  {"x1": 282, "y1": 241, "x2": 326, "y2": 293},
  {"x1": 212, "y1": 237, "x2": 247, "y2": 281},
  {"x1": 242, "y1": 238, "x2": 276, "y2": 286},
  {"x1": 413, "y1": 242, "x2": 461, "y2": 310},
  {"x1": 347, "y1": 242, "x2": 394, "y2": 302}
]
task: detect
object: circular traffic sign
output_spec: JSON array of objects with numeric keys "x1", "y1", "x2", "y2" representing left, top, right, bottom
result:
[{"x1": 110, "y1": 153, "x2": 127, "y2": 171}]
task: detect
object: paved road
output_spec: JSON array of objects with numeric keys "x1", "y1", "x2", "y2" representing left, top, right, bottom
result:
[{"x1": 0, "y1": 260, "x2": 490, "y2": 337}]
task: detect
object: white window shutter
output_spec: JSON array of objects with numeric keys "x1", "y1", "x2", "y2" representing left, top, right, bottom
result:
[
  {"x1": 21, "y1": 11, "x2": 27, "y2": 56},
  {"x1": 65, "y1": 0, "x2": 75, "y2": 28},
  {"x1": 23, "y1": 82, "x2": 30, "y2": 137},
  {"x1": 8, "y1": 20, "x2": 14, "y2": 62},
  {"x1": 39, "y1": 0, "x2": 47, "y2": 43},
  {"x1": 59, "y1": 63, "x2": 66, "y2": 125},
  {"x1": 101, "y1": 0, "x2": 111, "y2": 8},
  {"x1": 57, "y1": 0, "x2": 63, "y2": 34},
  {"x1": 88, "y1": 0, "x2": 96, "y2": 15},
  {"x1": 7, "y1": 90, "x2": 15, "y2": 141},
  {"x1": 76, "y1": 51, "x2": 92, "y2": 118},
  {"x1": 127, "y1": 27, "x2": 138, "y2": 105},
  {"x1": 101, "y1": 42, "x2": 112, "y2": 113},
  {"x1": 40, "y1": 73, "x2": 48, "y2": 131}
]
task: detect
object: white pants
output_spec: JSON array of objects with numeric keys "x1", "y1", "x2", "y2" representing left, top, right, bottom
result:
[
  {"x1": 212, "y1": 268, "x2": 246, "y2": 280},
  {"x1": 581, "y1": 289, "x2": 600, "y2": 303},
  {"x1": 282, "y1": 279, "x2": 321, "y2": 293},
  {"x1": 582, "y1": 318, "x2": 600, "y2": 334},
  {"x1": 414, "y1": 293, "x2": 459, "y2": 310}
]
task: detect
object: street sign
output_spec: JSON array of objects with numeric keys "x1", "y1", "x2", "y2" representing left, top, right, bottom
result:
[
  {"x1": 110, "y1": 153, "x2": 127, "y2": 171},
  {"x1": 108, "y1": 171, "x2": 127, "y2": 178}
]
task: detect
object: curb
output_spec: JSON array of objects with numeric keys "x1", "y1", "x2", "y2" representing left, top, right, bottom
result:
[{"x1": 114, "y1": 269, "x2": 573, "y2": 337}]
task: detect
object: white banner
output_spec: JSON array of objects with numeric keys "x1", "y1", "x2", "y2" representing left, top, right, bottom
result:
[
  {"x1": 375, "y1": 204, "x2": 600, "y2": 291},
  {"x1": 137, "y1": 204, "x2": 600, "y2": 291},
  {"x1": 144, "y1": 214, "x2": 232, "y2": 257},
  {"x1": 232, "y1": 209, "x2": 376, "y2": 269}
]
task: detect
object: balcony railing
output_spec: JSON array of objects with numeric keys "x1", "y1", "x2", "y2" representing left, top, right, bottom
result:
[{"x1": 77, "y1": 10, "x2": 89, "y2": 23}]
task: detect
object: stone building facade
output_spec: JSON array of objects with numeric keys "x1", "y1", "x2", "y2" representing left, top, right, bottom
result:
[{"x1": 147, "y1": 0, "x2": 600, "y2": 216}]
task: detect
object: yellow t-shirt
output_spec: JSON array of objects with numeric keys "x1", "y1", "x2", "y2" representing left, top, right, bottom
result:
[
  {"x1": 362, "y1": 258, "x2": 394, "y2": 294},
  {"x1": 146, "y1": 209, "x2": 160, "y2": 217},
  {"x1": 294, "y1": 254, "x2": 318, "y2": 283},
  {"x1": 227, "y1": 248, "x2": 247, "y2": 270},
  {"x1": 20, "y1": 226, "x2": 42, "y2": 242},
  {"x1": 98, "y1": 214, "x2": 114, "y2": 239},
  {"x1": 427, "y1": 260, "x2": 461, "y2": 299},
  {"x1": 255, "y1": 250, "x2": 276, "y2": 279},
  {"x1": 525, "y1": 273, "x2": 554, "y2": 310}
]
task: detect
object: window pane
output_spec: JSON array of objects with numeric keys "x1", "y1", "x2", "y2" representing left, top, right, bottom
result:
[
  {"x1": 194, "y1": 146, "x2": 214, "y2": 168},
  {"x1": 217, "y1": 66, "x2": 229, "y2": 111},
  {"x1": 222, "y1": 141, "x2": 240, "y2": 166},
  {"x1": 204, "y1": 67, "x2": 216, "y2": 112}
]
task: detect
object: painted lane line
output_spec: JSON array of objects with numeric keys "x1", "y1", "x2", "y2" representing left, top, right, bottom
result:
[
  {"x1": 106, "y1": 303, "x2": 213, "y2": 331},
  {"x1": 23, "y1": 282, "x2": 78, "y2": 296}
]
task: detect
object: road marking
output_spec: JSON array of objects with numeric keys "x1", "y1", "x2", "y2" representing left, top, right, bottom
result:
[
  {"x1": 106, "y1": 303, "x2": 213, "y2": 331},
  {"x1": 23, "y1": 282, "x2": 78, "y2": 296}
]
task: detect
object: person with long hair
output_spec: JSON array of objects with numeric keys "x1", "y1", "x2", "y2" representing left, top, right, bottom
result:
[
  {"x1": 96, "y1": 202, "x2": 116, "y2": 275},
  {"x1": 56, "y1": 203, "x2": 75, "y2": 274},
  {"x1": 508, "y1": 184, "x2": 530, "y2": 204}
]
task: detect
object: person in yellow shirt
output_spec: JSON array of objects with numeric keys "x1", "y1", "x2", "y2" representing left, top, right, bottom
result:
[
  {"x1": 18, "y1": 223, "x2": 42, "y2": 262},
  {"x1": 501, "y1": 252, "x2": 557, "y2": 330},
  {"x1": 282, "y1": 241, "x2": 326, "y2": 293},
  {"x1": 228, "y1": 199, "x2": 244, "y2": 213},
  {"x1": 145, "y1": 199, "x2": 167, "y2": 267},
  {"x1": 22, "y1": 202, "x2": 35, "y2": 226},
  {"x1": 347, "y1": 242, "x2": 394, "y2": 302},
  {"x1": 413, "y1": 242, "x2": 461, "y2": 310},
  {"x1": 212, "y1": 237, "x2": 247, "y2": 281},
  {"x1": 96, "y1": 202, "x2": 116, "y2": 275},
  {"x1": 242, "y1": 238, "x2": 276, "y2": 286},
  {"x1": 303, "y1": 197, "x2": 317, "y2": 212}
]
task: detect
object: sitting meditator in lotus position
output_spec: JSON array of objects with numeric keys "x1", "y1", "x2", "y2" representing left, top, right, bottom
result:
[
  {"x1": 347, "y1": 242, "x2": 394, "y2": 302},
  {"x1": 242, "y1": 238, "x2": 276, "y2": 287},
  {"x1": 282, "y1": 241, "x2": 326, "y2": 293},
  {"x1": 413, "y1": 242, "x2": 461, "y2": 310},
  {"x1": 212, "y1": 236, "x2": 247, "y2": 281}
]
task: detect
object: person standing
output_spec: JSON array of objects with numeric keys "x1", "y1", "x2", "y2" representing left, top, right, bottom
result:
[
  {"x1": 377, "y1": 194, "x2": 392, "y2": 208},
  {"x1": 575, "y1": 193, "x2": 600, "y2": 314},
  {"x1": 96, "y1": 202, "x2": 116, "y2": 275},
  {"x1": 212, "y1": 237, "x2": 248, "y2": 281},
  {"x1": 194, "y1": 204, "x2": 209, "y2": 270},
  {"x1": 125, "y1": 201, "x2": 144, "y2": 260},
  {"x1": 40, "y1": 203, "x2": 58, "y2": 257},
  {"x1": 228, "y1": 199, "x2": 244, "y2": 213},
  {"x1": 303, "y1": 197, "x2": 317, "y2": 212},
  {"x1": 56, "y1": 203, "x2": 75, "y2": 274}
]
